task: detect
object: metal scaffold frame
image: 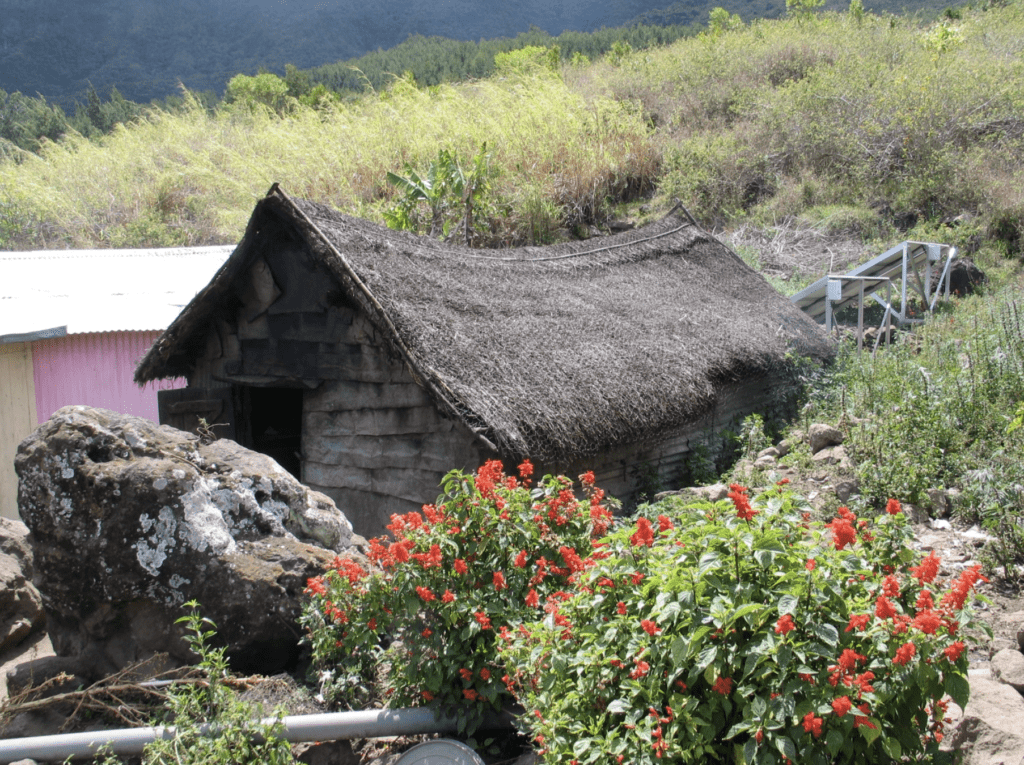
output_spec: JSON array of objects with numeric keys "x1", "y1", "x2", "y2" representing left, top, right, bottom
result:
[{"x1": 790, "y1": 241, "x2": 957, "y2": 352}]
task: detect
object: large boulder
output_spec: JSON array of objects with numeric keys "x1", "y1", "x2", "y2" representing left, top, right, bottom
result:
[
  {"x1": 15, "y1": 406, "x2": 356, "y2": 675},
  {"x1": 945, "y1": 674, "x2": 1024, "y2": 765}
]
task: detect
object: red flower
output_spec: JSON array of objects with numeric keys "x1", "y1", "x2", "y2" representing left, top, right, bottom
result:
[
  {"x1": 909, "y1": 551, "x2": 940, "y2": 585},
  {"x1": 415, "y1": 586, "x2": 435, "y2": 602},
  {"x1": 630, "y1": 518, "x2": 655, "y2": 547},
  {"x1": 775, "y1": 614, "x2": 796, "y2": 635},
  {"x1": 944, "y1": 641, "x2": 966, "y2": 662},
  {"x1": 463, "y1": 688, "x2": 480, "y2": 701},
  {"x1": 411, "y1": 544, "x2": 443, "y2": 569},
  {"x1": 630, "y1": 572, "x2": 645, "y2": 585},
  {"x1": 493, "y1": 571, "x2": 507, "y2": 590},
  {"x1": 802, "y1": 712, "x2": 823, "y2": 738},
  {"x1": 454, "y1": 558, "x2": 468, "y2": 575},
  {"x1": 560, "y1": 546, "x2": 586, "y2": 573},
  {"x1": 832, "y1": 696, "x2": 853, "y2": 717},
  {"x1": 617, "y1": 601, "x2": 627, "y2": 615},
  {"x1": 826, "y1": 516, "x2": 857, "y2": 550},
  {"x1": 518, "y1": 460, "x2": 534, "y2": 479},
  {"x1": 875, "y1": 595, "x2": 897, "y2": 620},
  {"x1": 728, "y1": 484, "x2": 758, "y2": 521},
  {"x1": 657, "y1": 515, "x2": 674, "y2": 532},
  {"x1": 805, "y1": 558, "x2": 817, "y2": 571},
  {"x1": 712, "y1": 677, "x2": 733, "y2": 695},
  {"x1": 845, "y1": 614, "x2": 870, "y2": 633},
  {"x1": 422, "y1": 690, "x2": 434, "y2": 701},
  {"x1": 441, "y1": 589, "x2": 455, "y2": 603},
  {"x1": 474, "y1": 611, "x2": 492, "y2": 630},
  {"x1": 912, "y1": 609, "x2": 943, "y2": 635},
  {"x1": 641, "y1": 619, "x2": 661, "y2": 636},
  {"x1": 885, "y1": 498, "x2": 902, "y2": 515},
  {"x1": 882, "y1": 575, "x2": 901, "y2": 598},
  {"x1": 854, "y1": 703, "x2": 876, "y2": 729},
  {"x1": 305, "y1": 576, "x2": 326, "y2": 596},
  {"x1": 893, "y1": 642, "x2": 916, "y2": 665},
  {"x1": 525, "y1": 589, "x2": 540, "y2": 608},
  {"x1": 630, "y1": 660, "x2": 651, "y2": 679},
  {"x1": 755, "y1": 729, "x2": 764, "y2": 744},
  {"x1": 916, "y1": 589, "x2": 935, "y2": 611},
  {"x1": 580, "y1": 470, "x2": 596, "y2": 485},
  {"x1": 838, "y1": 649, "x2": 867, "y2": 672},
  {"x1": 459, "y1": 668, "x2": 473, "y2": 681}
]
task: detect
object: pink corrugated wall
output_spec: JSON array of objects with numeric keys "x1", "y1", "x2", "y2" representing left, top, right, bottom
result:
[{"x1": 31, "y1": 331, "x2": 186, "y2": 424}]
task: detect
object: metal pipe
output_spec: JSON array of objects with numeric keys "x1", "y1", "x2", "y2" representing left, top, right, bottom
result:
[{"x1": 0, "y1": 707, "x2": 512, "y2": 763}]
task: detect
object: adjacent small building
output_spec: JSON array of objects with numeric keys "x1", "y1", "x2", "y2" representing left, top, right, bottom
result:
[
  {"x1": 0, "y1": 246, "x2": 232, "y2": 519},
  {"x1": 136, "y1": 185, "x2": 833, "y2": 539}
]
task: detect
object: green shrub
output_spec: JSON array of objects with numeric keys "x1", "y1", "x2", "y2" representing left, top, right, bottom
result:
[
  {"x1": 300, "y1": 461, "x2": 614, "y2": 736},
  {"x1": 141, "y1": 602, "x2": 294, "y2": 765},
  {"x1": 502, "y1": 487, "x2": 988, "y2": 765}
]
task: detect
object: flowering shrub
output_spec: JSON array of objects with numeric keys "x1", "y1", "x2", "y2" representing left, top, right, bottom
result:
[
  {"x1": 501, "y1": 484, "x2": 989, "y2": 765},
  {"x1": 300, "y1": 460, "x2": 614, "y2": 734}
]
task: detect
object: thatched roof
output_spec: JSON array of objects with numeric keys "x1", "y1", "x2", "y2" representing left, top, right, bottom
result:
[{"x1": 136, "y1": 185, "x2": 832, "y2": 464}]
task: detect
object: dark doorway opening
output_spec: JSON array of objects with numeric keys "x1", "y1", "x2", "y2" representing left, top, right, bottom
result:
[{"x1": 238, "y1": 387, "x2": 304, "y2": 480}]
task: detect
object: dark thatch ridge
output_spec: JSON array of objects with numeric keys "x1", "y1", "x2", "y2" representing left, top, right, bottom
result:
[{"x1": 136, "y1": 184, "x2": 833, "y2": 464}]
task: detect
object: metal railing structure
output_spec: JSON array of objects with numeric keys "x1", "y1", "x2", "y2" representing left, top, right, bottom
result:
[{"x1": 790, "y1": 241, "x2": 956, "y2": 353}]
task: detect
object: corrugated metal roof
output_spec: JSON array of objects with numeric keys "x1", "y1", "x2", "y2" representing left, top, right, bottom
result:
[{"x1": 0, "y1": 246, "x2": 233, "y2": 341}]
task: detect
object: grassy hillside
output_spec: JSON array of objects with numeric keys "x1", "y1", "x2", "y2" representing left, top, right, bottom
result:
[{"x1": 1, "y1": 3, "x2": 1022, "y2": 270}]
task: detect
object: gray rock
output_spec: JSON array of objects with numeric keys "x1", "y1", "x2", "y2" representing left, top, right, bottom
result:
[
  {"x1": 989, "y1": 639, "x2": 1016, "y2": 659},
  {"x1": 807, "y1": 423, "x2": 843, "y2": 454},
  {"x1": 926, "y1": 487, "x2": 951, "y2": 518},
  {"x1": 0, "y1": 522, "x2": 45, "y2": 653},
  {"x1": 811, "y1": 445, "x2": 851, "y2": 469},
  {"x1": 945, "y1": 674, "x2": 1024, "y2": 765},
  {"x1": 753, "y1": 455, "x2": 777, "y2": 469},
  {"x1": 15, "y1": 406, "x2": 358, "y2": 675},
  {"x1": 756, "y1": 447, "x2": 780, "y2": 459},
  {"x1": 991, "y1": 648, "x2": 1024, "y2": 693},
  {"x1": 775, "y1": 439, "x2": 794, "y2": 458},
  {"x1": 835, "y1": 479, "x2": 860, "y2": 502}
]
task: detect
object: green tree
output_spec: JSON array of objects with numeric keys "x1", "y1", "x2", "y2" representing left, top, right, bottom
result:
[
  {"x1": 787, "y1": 0, "x2": 825, "y2": 21},
  {"x1": 708, "y1": 6, "x2": 744, "y2": 36},
  {"x1": 224, "y1": 72, "x2": 291, "y2": 112}
]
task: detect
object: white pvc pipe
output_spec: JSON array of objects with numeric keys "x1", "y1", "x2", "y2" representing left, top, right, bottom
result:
[{"x1": 0, "y1": 707, "x2": 510, "y2": 763}]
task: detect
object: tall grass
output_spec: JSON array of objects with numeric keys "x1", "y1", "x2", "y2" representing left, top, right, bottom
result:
[
  {"x1": 0, "y1": 72, "x2": 656, "y2": 248},
  {"x1": 580, "y1": 5, "x2": 1024, "y2": 248},
  {"x1": 2, "y1": 3, "x2": 1023, "y2": 254}
]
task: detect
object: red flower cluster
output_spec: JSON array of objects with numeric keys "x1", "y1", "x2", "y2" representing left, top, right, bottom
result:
[
  {"x1": 775, "y1": 614, "x2": 796, "y2": 635},
  {"x1": 640, "y1": 619, "x2": 661, "y2": 636},
  {"x1": 712, "y1": 676, "x2": 733, "y2": 695},
  {"x1": 909, "y1": 551, "x2": 940, "y2": 585},
  {"x1": 826, "y1": 507, "x2": 858, "y2": 550},
  {"x1": 802, "y1": 711, "x2": 823, "y2": 738},
  {"x1": 893, "y1": 642, "x2": 916, "y2": 665},
  {"x1": 885, "y1": 498, "x2": 902, "y2": 515},
  {"x1": 630, "y1": 518, "x2": 655, "y2": 547},
  {"x1": 728, "y1": 484, "x2": 758, "y2": 521},
  {"x1": 415, "y1": 586, "x2": 436, "y2": 602}
]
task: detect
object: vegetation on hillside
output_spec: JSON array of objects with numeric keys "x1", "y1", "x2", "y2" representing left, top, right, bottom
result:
[{"x1": 2, "y1": 2, "x2": 1022, "y2": 260}]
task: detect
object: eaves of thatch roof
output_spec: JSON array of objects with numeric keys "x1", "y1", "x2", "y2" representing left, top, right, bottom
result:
[{"x1": 136, "y1": 184, "x2": 832, "y2": 464}]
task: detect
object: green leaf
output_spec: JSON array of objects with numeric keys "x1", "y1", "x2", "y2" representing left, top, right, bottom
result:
[
  {"x1": 859, "y1": 719, "x2": 883, "y2": 745},
  {"x1": 697, "y1": 645, "x2": 718, "y2": 672},
  {"x1": 775, "y1": 735, "x2": 796, "y2": 760},
  {"x1": 607, "y1": 699, "x2": 630, "y2": 714},
  {"x1": 751, "y1": 695, "x2": 766, "y2": 717},
  {"x1": 945, "y1": 673, "x2": 971, "y2": 708},
  {"x1": 882, "y1": 736, "x2": 902, "y2": 760},
  {"x1": 671, "y1": 637, "x2": 687, "y2": 666},
  {"x1": 699, "y1": 552, "x2": 721, "y2": 575},
  {"x1": 724, "y1": 721, "x2": 751, "y2": 739},
  {"x1": 730, "y1": 602, "x2": 763, "y2": 624},
  {"x1": 743, "y1": 738, "x2": 757, "y2": 765},
  {"x1": 825, "y1": 729, "x2": 843, "y2": 757},
  {"x1": 778, "y1": 594, "x2": 799, "y2": 615},
  {"x1": 813, "y1": 623, "x2": 839, "y2": 647}
]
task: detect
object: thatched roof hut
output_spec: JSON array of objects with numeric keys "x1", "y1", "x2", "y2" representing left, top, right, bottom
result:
[{"x1": 136, "y1": 185, "x2": 831, "y2": 537}]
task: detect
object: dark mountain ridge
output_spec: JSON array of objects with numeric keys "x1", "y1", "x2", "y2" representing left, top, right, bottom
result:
[{"x1": 1, "y1": 0, "x2": 678, "y2": 107}]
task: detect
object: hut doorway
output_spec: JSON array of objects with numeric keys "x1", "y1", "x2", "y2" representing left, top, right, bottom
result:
[{"x1": 236, "y1": 386, "x2": 304, "y2": 480}]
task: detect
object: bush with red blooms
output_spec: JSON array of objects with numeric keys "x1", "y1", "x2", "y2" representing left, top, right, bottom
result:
[
  {"x1": 300, "y1": 460, "x2": 613, "y2": 734},
  {"x1": 500, "y1": 486, "x2": 990, "y2": 765}
]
